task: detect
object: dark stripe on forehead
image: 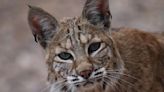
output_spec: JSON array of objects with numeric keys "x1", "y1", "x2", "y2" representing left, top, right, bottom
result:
[{"x1": 63, "y1": 18, "x2": 82, "y2": 48}]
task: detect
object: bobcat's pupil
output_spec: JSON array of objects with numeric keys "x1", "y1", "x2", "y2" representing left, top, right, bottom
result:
[
  {"x1": 58, "y1": 52, "x2": 73, "y2": 60},
  {"x1": 88, "y1": 42, "x2": 101, "y2": 54}
]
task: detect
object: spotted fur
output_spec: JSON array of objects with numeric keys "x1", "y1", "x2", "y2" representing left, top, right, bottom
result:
[{"x1": 28, "y1": 0, "x2": 164, "y2": 92}]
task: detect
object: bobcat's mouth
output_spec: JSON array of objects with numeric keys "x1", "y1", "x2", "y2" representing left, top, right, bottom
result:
[
  {"x1": 67, "y1": 67, "x2": 106, "y2": 87},
  {"x1": 83, "y1": 81, "x2": 94, "y2": 86},
  {"x1": 74, "y1": 78, "x2": 101, "y2": 87}
]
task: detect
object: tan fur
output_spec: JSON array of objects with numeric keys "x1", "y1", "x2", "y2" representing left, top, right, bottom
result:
[
  {"x1": 111, "y1": 28, "x2": 164, "y2": 92},
  {"x1": 28, "y1": 0, "x2": 164, "y2": 92},
  {"x1": 45, "y1": 19, "x2": 164, "y2": 92}
]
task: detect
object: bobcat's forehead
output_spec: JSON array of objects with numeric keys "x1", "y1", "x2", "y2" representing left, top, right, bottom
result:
[{"x1": 50, "y1": 17, "x2": 102, "y2": 50}]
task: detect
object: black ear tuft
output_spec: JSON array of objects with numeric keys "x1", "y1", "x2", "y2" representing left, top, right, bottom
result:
[
  {"x1": 28, "y1": 5, "x2": 59, "y2": 49},
  {"x1": 82, "y1": 0, "x2": 112, "y2": 29}
]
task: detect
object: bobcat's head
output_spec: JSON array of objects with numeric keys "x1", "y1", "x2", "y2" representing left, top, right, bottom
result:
[{"x1": 28, "y1": 0, "x2": 124, "y2": 91}]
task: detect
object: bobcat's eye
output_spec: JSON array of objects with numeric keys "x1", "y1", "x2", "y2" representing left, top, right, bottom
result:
[
  {"x1": 58, "y1": 52, "x2": 73, "y2": 60},
  {"x1": 88, "y1": 42, "x2": 101, "y2": 54}
]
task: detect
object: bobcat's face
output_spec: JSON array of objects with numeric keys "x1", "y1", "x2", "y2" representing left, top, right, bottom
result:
[
  {"x1": 28, "y1": 0, "x2": 124, "y2": 91},
  {"x1": 46, "y1": 19, "x2": 124, "y2": 91}
]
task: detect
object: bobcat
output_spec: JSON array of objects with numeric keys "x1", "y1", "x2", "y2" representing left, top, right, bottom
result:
[{"x1": 28, "y1": 0, "x2": 164, "y2": 92}]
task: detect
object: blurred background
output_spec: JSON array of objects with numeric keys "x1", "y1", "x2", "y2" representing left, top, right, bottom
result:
[{"x1": 0, "y1": 0, "x2": 164, "y2": 92}]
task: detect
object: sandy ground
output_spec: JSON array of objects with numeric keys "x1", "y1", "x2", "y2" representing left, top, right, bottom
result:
[{"x1": 0, "y1": 0, "x2": 164, "y2": 92}]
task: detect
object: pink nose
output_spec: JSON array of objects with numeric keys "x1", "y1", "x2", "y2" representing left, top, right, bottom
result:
[{"x1": 79, "y1": 69, "x2": 93, "y2": 79}]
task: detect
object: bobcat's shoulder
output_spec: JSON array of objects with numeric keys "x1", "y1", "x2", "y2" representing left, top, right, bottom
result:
[{"x1": 112, "y1": 28, "x2": 164, "y2": 92}]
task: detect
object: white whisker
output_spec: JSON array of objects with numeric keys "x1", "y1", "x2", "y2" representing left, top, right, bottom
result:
[
  {"x1": 106, "y1": 70, "x2": 140, "y2": 81},
  {"x1": 105, "y1": 76, "x2": 127, "y2": 91},
  {"x1": 106, "y1": 74, "x2": 135, "y2": 87},
  {"x1": 103, "y1": 77, "x2": 114, "y2": 89},
  {"x1": 50, "y1": 80, "x2": 67, "y2": 92}
]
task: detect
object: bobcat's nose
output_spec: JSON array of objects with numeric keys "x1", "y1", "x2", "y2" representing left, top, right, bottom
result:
[
  {"x1": 79, "y1": 69, "x2": 93, "y2": 79},
  {"x1": 76, "y1": 61, "x2": 93, "y2": 79}
]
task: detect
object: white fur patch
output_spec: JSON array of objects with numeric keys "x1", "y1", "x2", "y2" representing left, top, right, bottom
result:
[
  {"x1": 67, "y1": 76, "x2": 84, "y2": 84},
  {"x1": 88, "y1": 34, "x2": 92, "y2": 40},
  {"x1": 66, "y1": 39, "x2": 72, "y2": 49},
  {"x1": 80, "y1": 34, "x2": 88, "y2": 43},
  {"x1": 90, "y1": 67, "x2": 106, "y2": 78},
  {"x1": 92, "y1": 36, "x2": 101, "y2": 42},
  {"x1": 55, "y1": 46, "x2": 63, "y2": 54}
]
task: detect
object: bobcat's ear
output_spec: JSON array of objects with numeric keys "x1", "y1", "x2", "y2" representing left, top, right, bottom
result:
[
  {"x1": 82, "y1": 0, "x2": 112, "y2": 29},
  {"x1": 28, "y1": 5, "x2": 59, "y2": 49}
]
